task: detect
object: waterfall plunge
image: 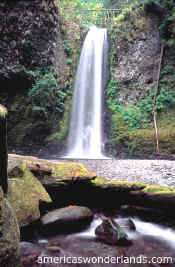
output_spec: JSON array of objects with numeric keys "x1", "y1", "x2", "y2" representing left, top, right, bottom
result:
[{"x1": 65, "y1": 26, "x2": 108, "y2": 159}]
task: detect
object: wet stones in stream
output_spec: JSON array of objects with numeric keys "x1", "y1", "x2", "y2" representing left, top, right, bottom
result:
[
  {"x1": 95, "y1": 218, "x2": 132, "y2": 245},
  {"x1": 20, "y1": 216, "x2": 175, "y2": 267},
  {"x1": 19, "y1": 233, "x2": 175, "y2": 267}
]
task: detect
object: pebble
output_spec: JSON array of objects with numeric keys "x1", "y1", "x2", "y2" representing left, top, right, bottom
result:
[{"x1": 72, "y1": 159, "x2": 175, "y2": 187}]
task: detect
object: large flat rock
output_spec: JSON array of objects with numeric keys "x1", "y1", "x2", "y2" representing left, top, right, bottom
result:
[
  {"x1": 41, "y1": 205, "x2": 93, "y2": 234},
  {"x1": 8, "y1": 154, "x2": 97, "y2": 187}
]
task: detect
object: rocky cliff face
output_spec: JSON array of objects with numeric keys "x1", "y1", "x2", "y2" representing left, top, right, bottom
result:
[
  {"x1": 113, "y1": 11, "x2": 160, "y2": 104},
  {"x1": 0, "y1": 0, "x2": 66, "y2": 77},
  {"x1": 108, "y1": 7, "x2": 175, "y2": 157},
  {"x1": 0, "y1": 0, "x2": 71, "y2": 154}
]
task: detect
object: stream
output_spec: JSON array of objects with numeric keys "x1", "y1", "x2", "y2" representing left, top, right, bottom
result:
[{"x1": 20, "y1": 214, "x2": 175, "y2": 267}]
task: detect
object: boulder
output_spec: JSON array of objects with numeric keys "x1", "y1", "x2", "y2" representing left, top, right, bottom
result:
[
  {"x1": 95, "y1": 218, "x2": 129, "y2": 245},
  {"x1": 41, "y1": 205, "x2": 93, "y2": 234},
  {"x1": 8, "y1": 154, "x2": 97, "y2": 186},
  {"x1": 7, "y1": 159, "x2": 52, "y2": 227},
  {"x1": 0, "y1": 188, "x2": 20, "y2": 267}
]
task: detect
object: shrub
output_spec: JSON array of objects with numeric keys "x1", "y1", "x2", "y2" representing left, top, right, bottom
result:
[{"x1": 27, "y1": 70, "x2": 67, "y2": 120}]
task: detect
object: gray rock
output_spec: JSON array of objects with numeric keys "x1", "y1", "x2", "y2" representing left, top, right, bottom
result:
[
  {"x1": 95, "y1": 218, "x2": 129, "y2": 245},
  {"x1": 114, "y1": 13, "x2": 160, "y2": 105},
  {"x1": 41, "y1": 205, "x2": 93, "y2": 233}
]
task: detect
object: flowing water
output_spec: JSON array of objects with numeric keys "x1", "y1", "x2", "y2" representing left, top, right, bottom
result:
[
  {"x1": 20, "y1": 216, "x2": 175, "y2": 267},
  {"x1": 76, "y1": 217, "x2": 175, "y2": 250},
  {"x1": 65, "y1": 26, "x2": 108, "y2": 159}
]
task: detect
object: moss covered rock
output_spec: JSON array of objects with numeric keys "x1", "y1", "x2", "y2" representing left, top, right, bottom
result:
[
  {"x1": 92, "y1": 176, "x2": 146, "y2": 191},
  {"x1": 91, "y1": 176, "x2": 175, "y2": 211},
  {"x1": 49, "y1": 162, "x2": 96, "y2": 183},
  {"x1": 0, "y1": 188, "x2": 20, "y2": 267},
  {"x1": 7, "y1": 158, "x2": 52, "y2": 227},
  {"x1": 8, "y1": 154, "x2": 97, "y2": 187}
]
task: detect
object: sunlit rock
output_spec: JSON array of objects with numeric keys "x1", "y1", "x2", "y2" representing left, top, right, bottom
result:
[{"x1": 41, "y1": 205, "x2": 93, "y2": 234}]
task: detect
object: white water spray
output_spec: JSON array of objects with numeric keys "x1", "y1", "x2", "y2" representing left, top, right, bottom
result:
[
  {"x1": 66, "y1": 26, "x2": 108, "y2": 159},
  {"x1": 74, "y1": 217, "x2": 175, "y2": 250}
]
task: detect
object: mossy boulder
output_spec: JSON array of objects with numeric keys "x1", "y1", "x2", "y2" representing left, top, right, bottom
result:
[
  {"x1": 49, "y1": 162, "x2": 96, "y2": 184},
  {"x1": 142, "y1": 185, "x2": 175, "y2": 194},
  {"x1": 0, "y1": 187, "x2": 20, "y2": 267},
  {"x1": 92, "y1": 176, "x2": 146, "y2": 191},
  {"x1": 8, "y1": 154, "x2": 97, "y2": 187},
  {"x1": 7, "y1": 158, "x2": 52, "y2": 227},
  {"x1": 95, "y1": 218, "x2": 129, "y2": 245}
]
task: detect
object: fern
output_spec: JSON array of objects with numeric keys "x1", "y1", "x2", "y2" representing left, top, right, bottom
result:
[{"x1": 27, "y1": 70, "x2": 67, "y2": 120}]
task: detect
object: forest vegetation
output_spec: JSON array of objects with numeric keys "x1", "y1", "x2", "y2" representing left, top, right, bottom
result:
[
  {"x1": 49, "y1": 0, "x2": 175, "y2": 156},
  {"x1": 1, "y1": 0, "x2": 175, "y2": 157}
]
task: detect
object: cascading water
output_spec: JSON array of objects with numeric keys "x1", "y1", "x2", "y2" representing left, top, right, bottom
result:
[
  {"x1": 74, "y1": 217, "x2": 175, "y2": 250},
  {"x1": 65, "y1": 26, "x2": 108, "y2": 159}
]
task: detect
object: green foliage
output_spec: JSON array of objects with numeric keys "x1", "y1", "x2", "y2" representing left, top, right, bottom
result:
[
  {"x1": 63, "y1": 40, "x2": 73, "y2": 56},
  {"x1": 27, "y1": 70, "x2": 67, "y2": 120},
  {"x1": 55, "y1": 0, "x2": 128, "y2": 28},
  {"x1": 134, "y1": 0, "x2": 175, "y2": 47},
  {"x1": 161, "y1": 64, "x2": 175, "y2": 75},
  {"x1": 110, "y1": 112, "x2": 128, "y2": 148},
  {"x1": 156, "y1": 88, "x2": 175, "y2": 109},
  {"x1": 56, "y1": 0, "x2": 105, "y2": 28},
  {"x1": 107, "y1": 20, "x2": 175, "y2": 131},
  {"x1": 45, "y1": 102, "x2": 71, "y2": 143},
  {"x1": 56, "y1": 102, "x2": 71, "y2": 141},
  {"x1": 120, "y1": 105, "x2": 150, "y2": 129},
  {"x1": 109, "y1": 86, "x2": 175, "y2": 130}
]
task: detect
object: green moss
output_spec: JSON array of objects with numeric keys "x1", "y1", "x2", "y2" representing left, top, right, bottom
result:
[
  {"x1": 92, "y1": 177, "x2": 146, "y2": 190},
  {"x1": 106, "y1": 180, "x2": 146, "y2": 190},
  {"x1": 91, "y1": 176, "x2": 107, "y2": 186},
  {"x1": 51, "y1": 162, "x2": 96, "y2": 180},
  {"x1": 142, "y1": 185, "x2": 175, "y2": 194},
  {"x1": 45, "y1": 101, "x2": 71, "y2": 144},
  {"x1": 0, "y1": 187, "x2": 20, "y2": 267},
  {"x1": 110, "y1": 112, "x2": 129, "y2": 148},
  {"x1": 8, "y1": 162, "x2": 51, "y2": 227},
  {"x1": 110, "y1": 109, "x2": 175, "y2": 156},
  {"x1": 111, "y1": 5, "x2": 151, "y2": 44},
  {"x1": 0, "y1": 104, "x2": 7, "y2": 118},
  {"x1": 92, "y1": 177, "x2": 175, "y2": 196}
]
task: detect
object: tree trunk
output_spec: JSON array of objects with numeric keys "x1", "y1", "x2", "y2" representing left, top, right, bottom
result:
[
  {"x1": 153, "y1": 44, "x2": 164, "y2": 153},
  {"x1": 0, "y1": 105, "x2": 8, "y2": 195}
]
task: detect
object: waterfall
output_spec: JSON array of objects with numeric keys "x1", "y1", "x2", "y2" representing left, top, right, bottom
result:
[{"x1": 65, "y1": 26, "x2": 108, "y2": 159}]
